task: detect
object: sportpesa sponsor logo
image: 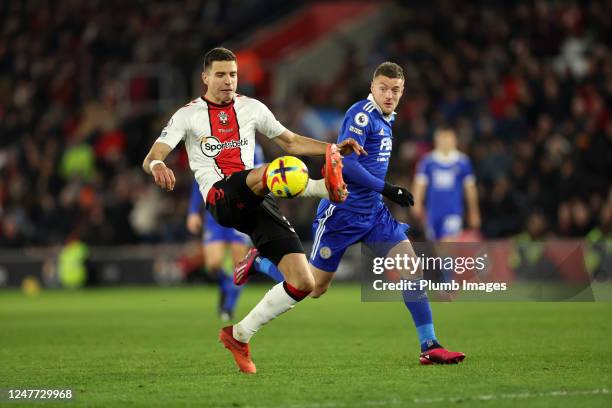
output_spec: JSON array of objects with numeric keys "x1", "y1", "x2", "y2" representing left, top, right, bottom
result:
[{"x1": 199, "y1": 136, "x2": 248, "y2": 158}]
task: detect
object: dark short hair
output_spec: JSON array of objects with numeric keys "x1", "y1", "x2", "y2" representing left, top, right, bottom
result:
[
  {"x1": 373, "y1": 62, "x2": 404, "y2": 80},
  {"x1": 203, "y1": 47, "x2": 237, "y2": 71},
  {"x1": 435, "y1": 125, "x2": 456, "y2": 136}
]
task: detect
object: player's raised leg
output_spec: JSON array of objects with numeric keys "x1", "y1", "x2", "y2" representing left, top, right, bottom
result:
[
  {"x1": 386, "y1": 240, "x2": 465, "y2": 365},
  {"x1": 244, "y1": 143, "x2": 348, "y2": 203},
  {"x1": 232, "y1": 146, "x2": 349, "y2": 286}
]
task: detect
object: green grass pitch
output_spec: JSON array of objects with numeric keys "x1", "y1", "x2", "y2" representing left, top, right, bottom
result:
[{"x1": 1, "y1": 284, "x2": 611, "y2": 407}]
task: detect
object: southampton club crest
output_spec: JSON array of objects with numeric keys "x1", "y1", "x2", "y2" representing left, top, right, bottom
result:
[{"x1": 218, "y1": 111, "x2": 229, "y2": 125}]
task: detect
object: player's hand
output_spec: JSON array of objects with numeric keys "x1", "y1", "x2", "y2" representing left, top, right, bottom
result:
[
  {"x1": 152, "y1": 162, "x2": 176, "y2": 191},
  {"x1": 382, "y1": 182, "x2": 414, "y2": 207},
  {"x1": 337, "y1": 138, "x2": 367, "y2": 156},
  {"x1": 186, "y1": 213, "x2": 203, "y2": 235}
]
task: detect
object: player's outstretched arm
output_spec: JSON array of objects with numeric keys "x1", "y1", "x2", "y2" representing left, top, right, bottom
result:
[
  {"x1": 273, "y1": 130, "x2": 365, "y2": 157},
  {"x1": 341, "y1": 154, "x2": 413, "y2": 207},
  {"x1": 142, "y1": 142, "x2": 176, "y2": 191}
]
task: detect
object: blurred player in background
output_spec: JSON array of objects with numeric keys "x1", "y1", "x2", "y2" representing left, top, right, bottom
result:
[
  {"x1": 186, "y1": 143, "x2": 282, "y2": 321},
  {"x1": 235, "y1": 62, "x2": 465, "y2": 365},
  {"x1": 143, "y1": 47, "x2": 364, "y2": 373},
  {"x1": 412, "y1": 127, "x2": 481, "y2": 242}
]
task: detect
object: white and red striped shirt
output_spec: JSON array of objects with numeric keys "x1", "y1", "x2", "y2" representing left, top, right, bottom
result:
[{"x1": 155, "y1": 95, "x2": 285, "y2": 202}]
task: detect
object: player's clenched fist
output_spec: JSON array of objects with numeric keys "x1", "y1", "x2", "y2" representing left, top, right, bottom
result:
[
  {"x1": 151, "y1": 161, "x2": 176, "y2": 191},
  {"x1": 337, "y1": 138, "x2": 367, "y2": 157}
]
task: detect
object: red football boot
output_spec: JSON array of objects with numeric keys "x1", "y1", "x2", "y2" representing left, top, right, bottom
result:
[
  {"x1": 234, "y1": 248, "x2": 259, "y2": 286},
  {"x1": 323, "y1": 144, "x2": 348, "y2": 203},
  {"x1": 218, "y1": 326, "x2": 256, "y2": 374},
  {"x1": 419, "y1": 346, "x2": 466, "y2": 365}
]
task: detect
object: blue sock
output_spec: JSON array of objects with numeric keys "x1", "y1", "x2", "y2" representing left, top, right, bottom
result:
[
  {"x1": 402, "y1": 280, "x2": 439, "y2": 351},
  {"x1": 222, "y1": 280, "x2": 242, "y2": 313},
  {"x1": 253, "y1": 256, "x2": 284, "y2": 282},
  {"x1": 218, "y1": 273, "x2": 241, "y2": 313},
  {"x1": 217, "y1": 272, "x2": 231, "y2": 306}
]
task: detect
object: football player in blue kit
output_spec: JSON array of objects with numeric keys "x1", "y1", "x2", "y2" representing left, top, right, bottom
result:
[
  {"x1": 234, "y1": 62, "x2": 465, "y2": 365},
  {"x1": 412, "y1": 127, "x2": 481, "y2": 241},
  {"x1": 187, "y1": 143, "x2": 283, "y2": 321}
]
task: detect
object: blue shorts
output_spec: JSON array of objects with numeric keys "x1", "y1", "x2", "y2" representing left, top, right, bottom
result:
[
  {"x1": 426, "y1": 213, "x2": 463, "y2": 241},
  {"x1": 309, "y1": 202, "x2": 410, "y2": 272},
  {"x1": 203, "y1": 211, "x2": 251, "y2": 245}
]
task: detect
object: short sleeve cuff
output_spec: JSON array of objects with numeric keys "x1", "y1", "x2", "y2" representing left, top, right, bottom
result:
[{"x1": 463, "y1": 175, "x2": 476, "y2": 185}]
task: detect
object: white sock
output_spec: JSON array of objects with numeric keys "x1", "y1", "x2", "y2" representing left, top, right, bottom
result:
[
  {"x1": 301, "y1": 178, "x2": 328, "y2": 199},
  {"x1": 233, "y1": 282, "x2": 298, "y2": 343}
]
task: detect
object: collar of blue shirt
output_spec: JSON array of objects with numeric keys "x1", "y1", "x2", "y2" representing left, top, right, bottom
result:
[
  {"x1": 367, "y1": 93, "x2": 397, "y2": 122},
  {"x1": 432, "y1": 150, "x2": 461, "y2": 164}
]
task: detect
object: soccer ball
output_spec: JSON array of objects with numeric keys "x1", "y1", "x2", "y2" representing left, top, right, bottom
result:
[{"x1": 266, "y1": 156, "x2": 309, "y2": 198}]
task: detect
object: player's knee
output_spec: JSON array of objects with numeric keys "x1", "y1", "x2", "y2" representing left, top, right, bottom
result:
[
  {"x1": 278, "y1": 253, "x2": 314, "y2": 293},
  {"x1": 205, "y1": 260, "x2": 223, "y2": 273},
  {"x1": 246, "y1": 165, "x2": 268, "y2": 196},
  {"x1": 292, "y1": 273, "x2": 315, "y2": 294}
]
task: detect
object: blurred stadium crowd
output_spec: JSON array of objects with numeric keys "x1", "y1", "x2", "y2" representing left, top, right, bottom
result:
[{"x1": 0, "y1": 0, "x2": 610, "y2": 247}]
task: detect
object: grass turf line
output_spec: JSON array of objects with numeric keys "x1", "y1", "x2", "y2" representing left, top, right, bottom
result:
[{"x1": 1, "y1": 284, "x2": 611, "y2": 408}]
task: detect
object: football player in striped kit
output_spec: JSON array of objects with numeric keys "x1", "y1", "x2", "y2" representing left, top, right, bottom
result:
[{"x1": 143, "y1": 47, "x2": 364, "y2": 373}]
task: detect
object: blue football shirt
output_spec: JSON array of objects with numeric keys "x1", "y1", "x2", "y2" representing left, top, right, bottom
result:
[
  {"x1": 415, "y1": 150, "x2": 474, "y2": 219},
  {"x1": 319, "y1": 95, "x2": 396, "y2": 214}
]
